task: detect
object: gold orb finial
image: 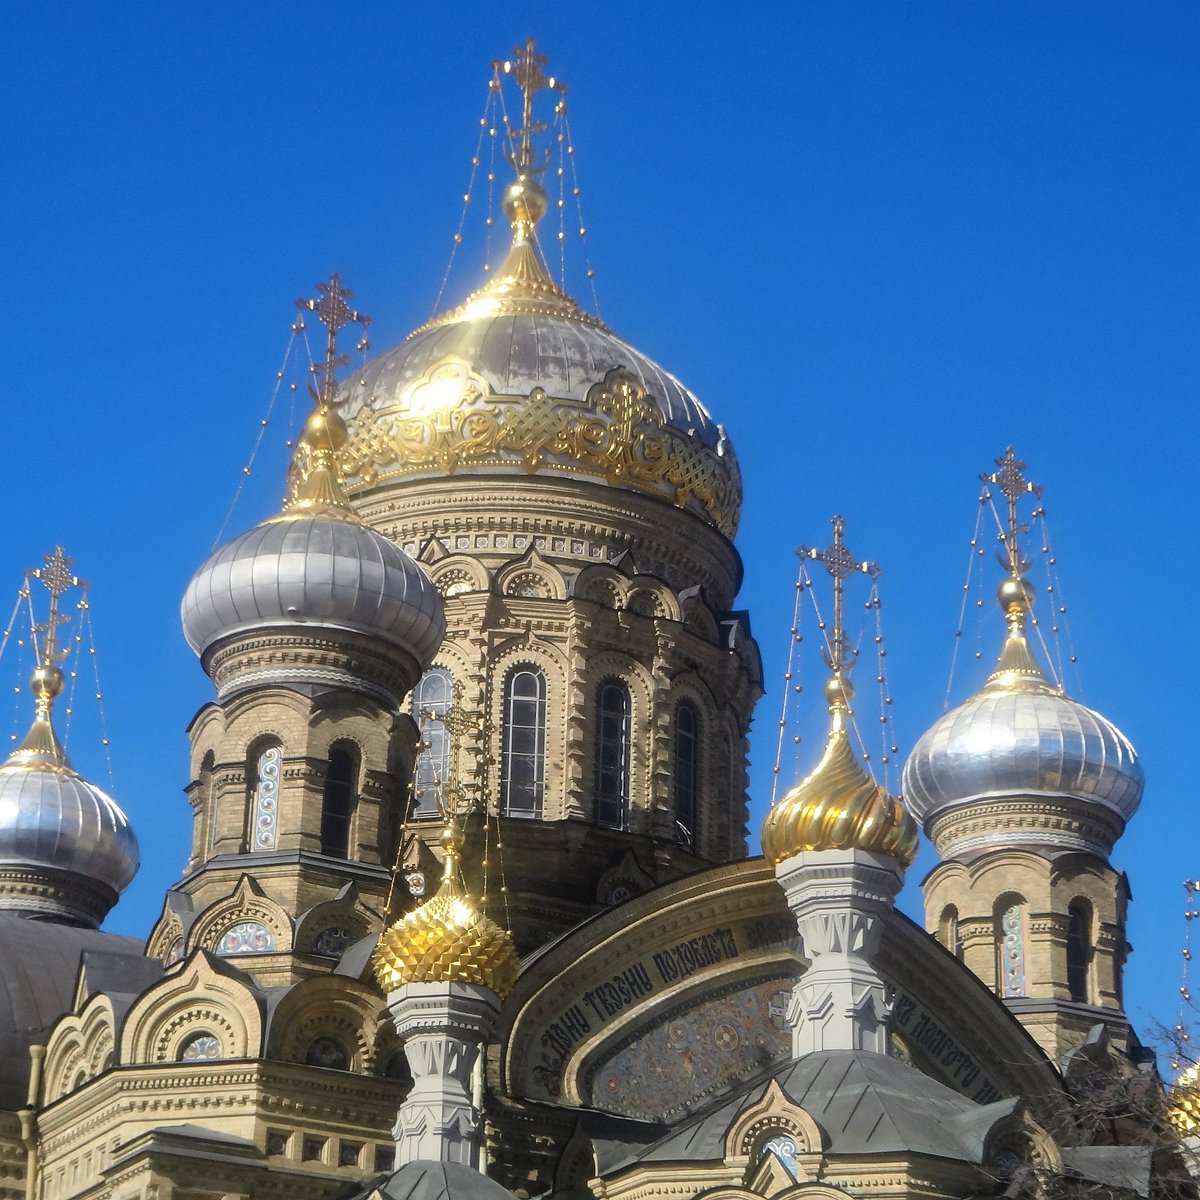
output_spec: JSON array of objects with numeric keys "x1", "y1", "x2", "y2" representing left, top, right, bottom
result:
[
  {"x1": 30, "y1": 663, "x2": 65, "y2": 703},
  {"x1": 997, "y1": 575, "x2": 1035, "y2": 618},
  {"x1": 299, "y1": 405, "x2": 349, "y2": 457}
]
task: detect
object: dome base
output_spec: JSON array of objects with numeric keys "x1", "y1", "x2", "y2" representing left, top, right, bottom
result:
[
  {"x1": 926, "y1": 793, "x2": 1125, "y2": 862},
  {"x1": 204, "y1": 625, "x2": 426, "y2": 708},
  {"x1": 0, "y1": 863, "x2": 120, "y2": 928}
]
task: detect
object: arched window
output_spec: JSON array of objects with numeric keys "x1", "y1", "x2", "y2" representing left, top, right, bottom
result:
[
  {"x1": 179, "y1": 1033, "x2": 221, "y2": 1062},
  {"x1": 594, "y1": 680, "x2": 632, "y2": 830},
  {"x1": 939, "y1": 905, "x2": 962, "y2": 960},
  {"x1": 501, "y1": 667, "x2": 547, "y2": 817},
  {"x1": 247, "y1": 740, "x2": 282, "y2": 852},
  {"x1": 996, "y1": 897, "x2": 1026, "y2": 998},
  {"x1": 305, "y1": 1036, "x2": 350, "y2": 1071},
  {"x1": 1067, "y1": 900, "x2": 1092, "y2": 1003},
  {"x1": 412, "y1": 667, "x2": 453, "y2": 818},
  {"x1": 674, "y1": 702, "x2": 699, "y2": 847},
  {"x1": 321, "y1": 745, "x2": 358, "y2": 858},
  {"x1": 198, "y1": 750, "x2": 216, "y2": 859}
]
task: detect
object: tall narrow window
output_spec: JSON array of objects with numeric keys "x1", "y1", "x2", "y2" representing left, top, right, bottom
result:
[
  {"x1": 501, "y1": 667, "x2": 547, "y2": 817},
  {"x1": 594, "y1": 680, "x2": 632, "y2": 830},
  {"x1": 321, "y1": 746, "x2": 357, "y2": 858},
  {"x1": 674, "y1": 702, "x2": 699, "y2": 847},
  {"x1": 198, "y1": 750, "x2": 216, "y2": 859},
  {"x1": 996, "y1": 898, "x2": 1026, "y2": 998},
  {"x1": 1067, "y1": 901, "x2": 1092, "y2": 1003},
  {"x1": 939, "y1": 905, "x2": 962, "y2": 960},
  {"x1": 412, "y1": 667, "x2": 453, "y2": 818},
  {"x1": 249, "y1": 742, "x2": 282, "y2": 852}
]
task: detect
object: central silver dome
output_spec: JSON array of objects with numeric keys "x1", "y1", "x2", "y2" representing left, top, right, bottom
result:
[
  {"x1": 342, "y1": 313, "x2": 725, "y2": 452},
  {"x1": 336, "y1": 239, "x2": 742, "y2": 538}
]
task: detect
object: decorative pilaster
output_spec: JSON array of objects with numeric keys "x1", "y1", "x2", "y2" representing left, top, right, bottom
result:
[
  {"x1": 386, "y1": 981, "x2": 501, "y2": 1167},
  {"x1": 775, "y1": 848, "x2": 904, "y2": 1056}
]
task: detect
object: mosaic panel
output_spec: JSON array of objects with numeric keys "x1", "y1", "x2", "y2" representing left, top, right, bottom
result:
[
  {"x1": 216, "y1": 920, "x2": 275, "y2": 955},
  {"x1": 586, "y1": 976, "x2": 793, "y2": 1122},
  {"x1": 179, "y1": 1033, "x2": 221, "y2": 1062},
  {"x1": 762, "y1": 1135, "x2": 800, "y2": 1179},
  {"x1": 252, "y1": 746, "x2": 282, "y2": 850}
]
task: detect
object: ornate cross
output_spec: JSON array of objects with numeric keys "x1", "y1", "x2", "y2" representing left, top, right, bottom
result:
[
  {"x1": 29, "y1": 546, "x2": 85, "y2": 666},
  {"x1": 982, "y1": 447, "x2": 1043, "y2": 578},
  {"x1": 295, "y1": 273, "x2": 371, "y2": 405},
  {"x1": 418, "y1": 681, "x2": 485, "y2": 819},
  {"x1": 798, "y1": 516, "x2": 880, "y2": 674},
  {"x1": 496, "y1": 38, "x2": 566, "y2": 178}
]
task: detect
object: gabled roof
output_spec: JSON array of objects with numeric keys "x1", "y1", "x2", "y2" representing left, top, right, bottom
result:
[
  {"x1": 616, "y1": 1049, "x2": 1007, "y2": 1173},
  {"x1": 347, "y1": 1161, "x2": 517, "y2": 1200}
]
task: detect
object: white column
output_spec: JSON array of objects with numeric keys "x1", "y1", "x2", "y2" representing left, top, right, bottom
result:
[
  {"x1": 386, "y1": 981, "x2": 501, "y2": 1167},
  {"x1": 774, "y1": 848, "x2": 903, "y2": 1057}
]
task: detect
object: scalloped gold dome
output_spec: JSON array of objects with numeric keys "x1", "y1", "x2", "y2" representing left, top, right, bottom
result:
[
  {"x1": 762, "y1": 679, "x2": 918, "y2": 868},
  {"x1": 1168, "y1": 1064, "x2": 1200, "y2": 1137},
  {"x1": 371, "y1": 847, "x2": 518, "y2": 998}
]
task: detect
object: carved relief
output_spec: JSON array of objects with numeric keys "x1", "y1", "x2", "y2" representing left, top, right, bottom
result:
[{"x1": 344, "y1": 365, "x2": 741, "y2": 537}]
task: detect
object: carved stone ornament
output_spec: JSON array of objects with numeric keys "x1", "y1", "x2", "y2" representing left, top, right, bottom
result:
[{"x1": 343, "y1": 362, "x2": 742, "y2": 537}]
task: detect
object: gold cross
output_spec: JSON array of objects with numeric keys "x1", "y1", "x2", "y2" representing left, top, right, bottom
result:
[
  {"x1": 295, "y1": 273, "x2": 371, "y2": 405},
  {"x1": 496, "y1": 38, "x2": 567, "y2": 178},
  {"x1": 29, "y1": 546, "x2": 85, "y2": 666},
  {"x1": 982, "y1": 447, "x2": 1043, "y2": 579},
  {"x1": 798, "y1": 516, "x2": 880, "y2": 674},
  {"x1": 417, "y1": 682, "x2": 485, "y2": 820}
]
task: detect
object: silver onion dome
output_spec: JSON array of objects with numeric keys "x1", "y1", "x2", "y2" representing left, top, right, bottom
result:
[
  {"x1": 903, "y1": 625, "x2": 1143, "y2": 855},
  {"x1": 0, "y1": 767, "x2": 139, "y2": 892},
  {"x1": 181, "y1": 513, "x2": 446, "y2": 669},
  {"x1": 0, "y1": 666, "x2": 139, "y2": 926}
]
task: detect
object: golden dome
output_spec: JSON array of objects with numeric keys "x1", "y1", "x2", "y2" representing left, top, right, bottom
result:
[
  {"x1": 371, "y1": 824, "x2": 518, "y2": 998},
  {"x1": 1168, "y1": 1064, "x2": 1200, "y2": 1138},
  {"x1": 762, "y1": 676, "x2": 918, "y2": 868}
]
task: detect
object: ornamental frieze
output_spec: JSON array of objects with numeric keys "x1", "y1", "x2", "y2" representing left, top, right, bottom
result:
[{"x1": 341, "y1": 361, "x2": 741, "y2": 538}]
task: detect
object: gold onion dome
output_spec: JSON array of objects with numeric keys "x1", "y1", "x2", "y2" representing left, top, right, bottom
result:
[
  {"x1": 1167, "y1": 1064, "x2": 1200, "y2": 1138},
  {"x1": 372, "y1": 823, "x2": 519, "y2": 998},
  {"x1": 762, "y1": 675, "x2": 919, "y2": 868},
  {"x1": 902, "y1": 573, "x2": 1143, "y2": 857}
]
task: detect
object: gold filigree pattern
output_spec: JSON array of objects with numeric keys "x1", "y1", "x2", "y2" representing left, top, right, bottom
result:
[{"x1": 342, "y1": 362, "x2": 741, "y2": 537}]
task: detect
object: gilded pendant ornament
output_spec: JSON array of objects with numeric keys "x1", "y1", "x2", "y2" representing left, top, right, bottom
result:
[{"x1": 342, "y1": 361, "x2": 741, "y2": 537}]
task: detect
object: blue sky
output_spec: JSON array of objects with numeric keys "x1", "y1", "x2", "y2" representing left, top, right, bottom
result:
[{"x1": 1, "y1": 5, "x2": 1197, "y2": 1051}]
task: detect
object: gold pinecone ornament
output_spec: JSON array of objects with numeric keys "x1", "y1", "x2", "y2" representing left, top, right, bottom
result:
[{"x1": 372, "y1": 822, "x2": 519, "y2": 998}]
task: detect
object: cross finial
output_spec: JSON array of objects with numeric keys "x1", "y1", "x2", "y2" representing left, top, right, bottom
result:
[
  {"x1": 982, "y1": 447, "x2": 1043, "y2": 580},
  {"x1": 496, "y1": 38, "x2": 567, "y2": 179},
  {"x1": 798, "y1": 516, "x2": 880, "y2": 677},
  {"x1": 295, "y1": 273, "x2": 371, "y2": 406},
  {"x1": 29, "y1": 546, "x2": 86, "y2": 667}
]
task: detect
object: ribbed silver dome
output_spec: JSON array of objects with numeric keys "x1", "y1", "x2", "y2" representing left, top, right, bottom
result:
[
  {"x1": 181, "y1": 514, "x2": 446, "y2": 667},
  {"x1": 903, "y1": 634, "x2": 1143, "y2": 832},
  {"x1": 0, "y1": 764, "x2": 139, "y2": 897}
]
